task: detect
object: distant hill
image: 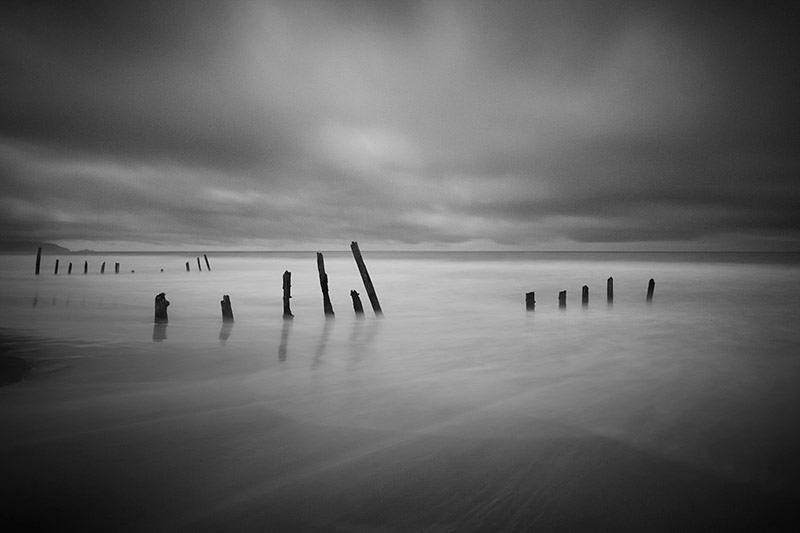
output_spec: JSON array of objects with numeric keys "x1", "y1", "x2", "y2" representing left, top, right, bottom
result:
[{"x1": 0, "y1": 241, "x2": 71, "y2": 253}]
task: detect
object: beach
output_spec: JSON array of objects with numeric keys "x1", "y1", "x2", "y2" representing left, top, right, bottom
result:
[{"x1": 2, "y1": 251, "x2": 800, "y2": 530}]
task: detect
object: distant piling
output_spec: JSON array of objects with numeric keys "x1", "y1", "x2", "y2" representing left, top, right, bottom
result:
[
  {"x1": 350, "y1": 241, "x2": 382, "y2": 316},
  {"x1": 35, "y1": 247, "x2": 42, "y2": 275},
  {"x1": 646, "y1": 278, "x2": 655, "y2": 303},
  {"x1": 350, "y1": 290, "x2": 365, "y2": 316},
  {"x1": 317, "y1": 252, "x2": 335, "y2": 317},
  {"x1": 204, "y1": 254, "x2": 211, "y2": 271},
  {"x1": 68, "y1": 262, "x2": 73, "y2": 275},
  {"x1": 185, "y1": 261, "x2": 190, "y2": 272},
  {"x1": 54, "y1": 259, "x2": 59, "y2": 275},
  {"x1": 115, "y1": 262, "x2": 120, "y2": 274},
  {"x1": 282, "y1": 270, "x2": 294, "y2": 319},
  {"x1": 558, "y1": 290, "x2": 566, "y2": 309},
  {"x1": 526, "y1": 291, "x2": 535, "y2": 311},
  {"x1": 84, "y1": 260, "x2": 88, "y2": 275},
  {"x1": 607, "y1": 277, "x2": 614, "y2": 305},
  {"x1": 582, "y1": 285, "x2": 589, "y2": 307},
  {"x1": 101, "y1": 262, "x2": 106, "y2": 274},
  {"x1": 221, "y1": 295, "x2": 234, "y2": 323},
  {"x1": 197, "y1": 257, "x2": 202, "y2": 271},
  {"x1": 154, "y1": 292, "x2": 170, "y2": 323}
]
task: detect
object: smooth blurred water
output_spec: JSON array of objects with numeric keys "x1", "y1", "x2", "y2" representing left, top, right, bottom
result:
[{"x1": 2, "y1": 251, "x2": 800, "y2": 529}]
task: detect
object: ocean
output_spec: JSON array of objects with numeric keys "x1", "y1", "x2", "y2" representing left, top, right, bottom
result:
[{"x1": 2, "y1": 250, "x2": 800, "y2": 530}]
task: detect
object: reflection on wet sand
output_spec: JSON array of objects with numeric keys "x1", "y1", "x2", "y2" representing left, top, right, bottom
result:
[
  {"x1": 32, "y1": 292, "x2": 38, "y2": 307},
  {"x1": 152, "y1": 324, "x2": 168, "y2": 342},
  {"x1": 219, "y1": 323, "x2": 233, "y2": 343},
  {"x1": 312, "y1": 318, "x2": 333, "y2": 368},
  {"x1": 348, "y1": 318, "x2": 380, "y2": 367},
  {"x1": 278, "y1": 320, "x2": 292, "y2": 361}
]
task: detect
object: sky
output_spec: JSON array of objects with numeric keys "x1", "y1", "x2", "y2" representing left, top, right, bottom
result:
[{"x1": 1, "y1": 0, "x2": 799, "y2": 251}]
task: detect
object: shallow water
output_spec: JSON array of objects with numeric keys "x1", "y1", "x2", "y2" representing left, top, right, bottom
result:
[{"x1": 2, "y1": 251, "x2": 800, "y2": 530}]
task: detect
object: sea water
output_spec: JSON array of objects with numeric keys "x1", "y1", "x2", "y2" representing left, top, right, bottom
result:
[{"x1": 2, "y1": 251, "x2": 800, "y2": 530}]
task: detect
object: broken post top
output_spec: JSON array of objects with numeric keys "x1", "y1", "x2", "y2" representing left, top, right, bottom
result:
[{"x1": 154, "y1": 292, "x2": 170, "y2": 323}]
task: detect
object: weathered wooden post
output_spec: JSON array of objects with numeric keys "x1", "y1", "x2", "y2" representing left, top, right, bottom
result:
[
  {"x1": 68, "y1": 262, "x2": 73, "y2": 274},
  {"x1": 317, "y1": 252, "x2": 335, "y2": 317},
  {"x1": 197, "y1": 257, "x2": 202, "y2": 271},
  {"x1": 282, "y1": 270, "x2": 294, "y2": 319},
  {"x1": 526, "y1": 291, "x2": 535, "y2": 310},
  {"x1": 350, "y1": 289, "x2": 365, "y2": 316},
  {"x1": 84, "y1": 260, "x2": 88, "y2": 275},
  {"x1": 204, "y1": 254, "x2": 211, "y2": 271},
  {"x1": 154, "y1": 292, "x2": 169, "y2": 323},
  {"x1": 101, "y1": 262, "x2": 106, "y2": 274},
  {"x1": 350, "y1": 241, "x2": 382, "y2": 316},
  {"x1": 558, "y1": 290, "x2": 566, "y2": 309},
  {"x1": 115, "y1": 262, "x2": 120, "y2": 274},
  {"x1": 54, "y1": 259, "x2": 59, "y2": 275},
  {"x1": 185, "y1": 261, "x2": 190, "y2": 272},
  {"x1": 607, "y1": 277, "x2": 614, "y2": 305},
  {"x1": 35, "y1": 247, "x2": 42, "y2": 275},
  {"x1": 646, "y1": 278, "x2": 655, "y2": 303},
  {"x1": 582, "y1": 285, "x2": 589, "y2": 307},
  {"x1": 220, "y1": 295, "x2": 234, "y2": 323}
]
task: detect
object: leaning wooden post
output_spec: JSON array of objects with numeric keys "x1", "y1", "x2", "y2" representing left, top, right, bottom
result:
[
  {"x1": 646, "y1": 278, "x2": 655, "y2": 303},
  {"x1": 204, "y1": 254, "x2": 211, "y2": 271},
  {"x1": 350, "y1": 290, "x2": 365, "y2": 316},
  {"x1": 582, "y1": 285, "x2": 589, "y2": 307},
  {"x1": 101, "y1": 262, "x2": 106, "y2": 274},
  {"x1": 54, "y1": 259, "x2": 59, "y2": 275},
  {"x1": 115, "y1": 262, "x2": 120, "y2": 274},
  {"x1": 525, "y1": 291, "x2": 535, "y2": 310},
  {"x1": 68, "y1": 262, "x2": 73, "y2": 275},
  {"x1": 35, "y1": 247, "x2": 42, "y2": 275},
  {"x1": 84, "y1": 260, "x2": 88, "y2": 275},
  {"x1": 154, "y1": 292, "x2": 170, "y2": 323},
  {"x1": 197, "y1": 257, "x2": 202, "y2": 271},
  {"x1": 220, "y1": 295, "x2": 234, "y2": 323},
  {"x1": 185, "y1": 261, "x2": 190, "y2": 272},
  {"x1": 607, "y1": 277, "x2": 614, "y2": 305},
  {"x1": 558, "y1": 290, "x2": 566, "y2": 309},
  {"x1": 282, "y1": 270, "x2": 294, "y2": 319},
  {"x1": 350, "y1": 241, "x2": 382, "y2": 316},
  {"x1": 317, "y1": 252, "x2": 335, "y2": 317}
]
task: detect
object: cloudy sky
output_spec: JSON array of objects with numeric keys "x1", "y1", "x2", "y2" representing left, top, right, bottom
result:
[{"x1": 1, "y1": 1, "x2": 798, "y2": 251}]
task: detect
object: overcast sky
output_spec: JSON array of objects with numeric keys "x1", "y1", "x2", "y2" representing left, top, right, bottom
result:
[{"x1": 1, "y1": 1, "x2": 798, "y2": 251}]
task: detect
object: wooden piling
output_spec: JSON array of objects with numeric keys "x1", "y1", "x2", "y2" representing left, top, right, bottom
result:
[
  {"x1": 35, "y1": 247, "x2": 42, "y2": 275},
  {"x1": 282, "y1": 270, "x2": 294, "y2": 319},
  {"x1": 558, "y1": 290, "x2": 566, "y2": 309},
  {"x1": 54, "y1": 259, "x2": 59, "y2": 275},
  {"x1": 101, "y1": 262, "x2": 106, "y2": 274},
  {"x1": 220, "y1": 295, "x2": 234, "y2": 323},
  {"x1": 115, "y1": 262, "x2": 120, "y2": 274},
  {"x1": 154, "y1": 292, "x2": 169, "y2": 323},
  {"x1": 607, "y1": 277, "x2": 614, "y2": 305},
  {"x1": 317, "y1": 252, "x2": 335, "y2": 317},
  {"x1": 204, "y1": 254, "x2": 211, "y2": 271},
  {"x1": 197, "y1": 257, "x2": 202, "y2": 271},
  {"x1": 525, "y1": 291, "x2": 535, "y2": 310},
  {"x1": 84, "y1": 260, "x2": 88, "y2": 275},
  {"x1": 350, "y1": 290, "x2": 365, "y2": 316},
  {"x1": 646, "y1": 278, "x2": 655, "y2": 303},
  {"x1": 350, "y1": 241, "x2": 382, "y2": 316},
  {"x1": 582, "y1": 285, "x2": 589, "y2": 307},
  {"x1": 185, "y1": 261, "x2": 190, "y2": 272},
  {"x1": 68, "y1": 262, "x2": 73, "y2": 275}
]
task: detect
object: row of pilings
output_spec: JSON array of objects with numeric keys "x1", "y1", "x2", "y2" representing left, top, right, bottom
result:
[
  {"x1": 526, "y1": 277, "x2": 655, "y2": 310},
  {"x1": 34, "y1": 248, "x2": 213, "y2": 275}
]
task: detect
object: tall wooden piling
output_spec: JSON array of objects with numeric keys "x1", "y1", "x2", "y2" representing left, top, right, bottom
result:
[
  {"x1": 582, "y1": 285, "x2": 589, "y2": 307},
  {"x1": 54, "y1": 259, "x2": 59, "y2": 275},
  {"x1": 197, "y1": 257, "x2": 202, "y2": 271},
  {"x1": 221, "y1": 295, "x2": 234, "y2": 323},
  {"x1": 526, "y1": 291, "x2": 536, "y2": 310},
  {"x1": 68, "y1": 262, "x2": 73, "y2": 275},
  {"x1": 204, "y1": 254, "x2": 211, "y2": 271},
  {"x1": 558, "y1": 290, "x2": 566, "y2": 309},
  {"x1": 35, "y1": 247, "x2": 42, "y2": 275},
  {"x1": 115, "y1": 262, "x2": 120, "y2": 274},
  {"x1": 282, "y1": 270, "x2": 294, "y2": 319},
  {"x1": 646, "y1": 278, "x2": 655, "y2": 303},
  {"x1": 154, "y1": 292, "x2": 169, "y2": 323},
  {"x1": 84, "y1": 260, "x2": 88, "y2": 274},
  {"x1": 350, "y1": 290, "x2": 365, "y2": 316},
  {"x1": 607, "y1": 277, "x2": 614, "y2": 305},
  {"x1": 185, "y1": 261, "x2": 190, "y2": 272},
  {"x1": 101, "y1": 262, "x2": 106, "y2": 274},
  {"x1": 350, "y1": 241, "x2": 382, "y2": 316},
  {"x1": 317, "y1": 252, "x2": 335, "y2": 317}
]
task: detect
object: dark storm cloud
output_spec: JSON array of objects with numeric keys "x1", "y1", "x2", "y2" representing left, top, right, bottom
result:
[{"x1": 1, "y1": 0, "x2": 798, "y2": 250}]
